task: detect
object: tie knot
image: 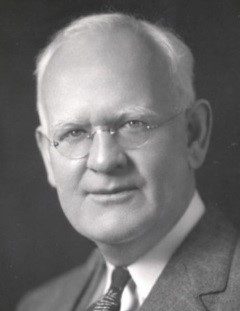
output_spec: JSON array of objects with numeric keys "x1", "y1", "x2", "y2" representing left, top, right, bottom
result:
[
  {"x1": 86, "y1": 267, "x2": 131, "y2": 311},
  {"x1": 111, "y1": 267, "x2": 130, "y2": 290}
]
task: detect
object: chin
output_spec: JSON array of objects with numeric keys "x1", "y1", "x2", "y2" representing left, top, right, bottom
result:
[
  {"x1": 72, "y1": 219, "x2": 140, "y2": 245},
  {"x1": 83, "y1": 217, "x2": 152, "y2": 246},
  {"x1": 62, "y1": 195, "x2": 155, "y2": 245}
]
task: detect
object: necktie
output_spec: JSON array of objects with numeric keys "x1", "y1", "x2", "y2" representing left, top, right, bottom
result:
[{"x1": 87, "y1": 267, "x2": 130, "y2": 311}]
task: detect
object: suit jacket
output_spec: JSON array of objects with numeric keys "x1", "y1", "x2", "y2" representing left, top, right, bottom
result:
[{"x1": 17, "y1": 206, "x2": 240, "y2": 311}]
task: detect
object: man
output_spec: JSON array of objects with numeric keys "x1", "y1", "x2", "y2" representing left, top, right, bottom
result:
[{"x1": 18, "y1": 13, "x2": 240, "y2": 311}]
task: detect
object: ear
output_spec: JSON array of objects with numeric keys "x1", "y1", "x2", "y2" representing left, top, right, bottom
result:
[
  {"x1": 35, "y1": 126, "x2": 56, "y2": 187},
  {"x1": 186, "y1": 99, "x2": 212, "y2": 169}
]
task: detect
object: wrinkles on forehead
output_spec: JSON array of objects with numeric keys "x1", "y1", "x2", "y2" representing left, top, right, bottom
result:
[{"x1": 40, "y1": 25, "x2": 177, "y2": 133}]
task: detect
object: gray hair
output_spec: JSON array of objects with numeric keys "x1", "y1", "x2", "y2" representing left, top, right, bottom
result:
[{"x1": 36, "y1": 13, "x2": 196, "y2": 131}]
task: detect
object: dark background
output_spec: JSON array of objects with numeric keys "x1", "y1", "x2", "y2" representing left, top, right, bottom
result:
[{"x1": 0, "y1": 0, "x2": 240, "y2": 310}]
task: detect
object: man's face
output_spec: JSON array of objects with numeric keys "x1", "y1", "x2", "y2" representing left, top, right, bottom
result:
[{"x1": 40, "y1": 28, "x2": 193, "y2": 248}]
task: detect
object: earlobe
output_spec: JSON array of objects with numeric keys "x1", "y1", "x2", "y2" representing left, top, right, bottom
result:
[
  {"x1": 35, "y1": 127, "x2": 56, "y2": 188},
  {"x1": 187, "y1": 99, "x2": 212, "y2": 169}
]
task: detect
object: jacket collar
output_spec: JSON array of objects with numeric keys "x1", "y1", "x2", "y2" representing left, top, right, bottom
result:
[
  {"x1": 140, "y1": 207, "x2": 238, "y2": 311},
  {"x1": 76, "y1": 207, "x2": 237, "y2": 311}
]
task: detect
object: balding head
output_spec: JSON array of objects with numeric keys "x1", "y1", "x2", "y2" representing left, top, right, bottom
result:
[{"x1": 36, "y1": 13, "x2": 195, "y2": 133}]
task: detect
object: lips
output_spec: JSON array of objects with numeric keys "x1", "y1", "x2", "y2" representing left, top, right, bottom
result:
[
  {"x1": 85, "y1": 186, "x2": 138, "y2": 205},
  {"x1": 86, "y1": 185, "x2": 138, "y2": 195},
  {"x1": 81, "y1": 179, "x2": 141, "y2": 206}
]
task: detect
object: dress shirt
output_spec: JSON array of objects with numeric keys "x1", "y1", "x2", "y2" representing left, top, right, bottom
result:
[{"x1": 92, "y1": 191, "x2": 205, "y2": 310}]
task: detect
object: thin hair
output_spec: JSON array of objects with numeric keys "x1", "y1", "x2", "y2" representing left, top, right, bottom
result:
[{"x1": 35, "y1": 13, "x2": 196, "y2": 132}]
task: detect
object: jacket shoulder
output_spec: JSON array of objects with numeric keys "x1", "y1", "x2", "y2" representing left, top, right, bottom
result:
[
  {"x1": 200, "y1": 231, "x2": 240, "y2": 310},
  {"x1": 227, "y1": 233, "x2": 240, "y2": 291},
  {"x1": 17, "y1": 249, "x2": 100, "y2": 311}
]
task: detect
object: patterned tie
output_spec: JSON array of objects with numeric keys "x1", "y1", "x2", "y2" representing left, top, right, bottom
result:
[{"x1": 87, "y1": 267, "x2": 130, "y2": 311}]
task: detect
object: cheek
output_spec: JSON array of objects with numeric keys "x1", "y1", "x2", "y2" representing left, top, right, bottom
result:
[
  {"x1": 135, "y1": 130, "x2": 189, "y2": 207},
  {"x1": 50, "y1": 154, "x2": 86, "y2": 202},
  {"x1": 49, "y1": 155, "x2": 90, "y2": 232}
]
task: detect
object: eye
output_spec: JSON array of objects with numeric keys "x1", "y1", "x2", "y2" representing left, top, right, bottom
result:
[
  {"x1": 69, "y1": 129, "x2": 85, "y2": 137},
  {"x1": 125, "y1": 120, "x2": 146, "y2": 128},
  {"x1": 60, "y1": 128, "x2": 87, "y2": 141},
  {"x1": 119, "y1": 120, "x2": 149, "y2": 136}
]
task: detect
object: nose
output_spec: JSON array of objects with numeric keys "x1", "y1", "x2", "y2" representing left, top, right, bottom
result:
[{"x1": 86, "y1": 131, "x2": 127, "y2": 173}]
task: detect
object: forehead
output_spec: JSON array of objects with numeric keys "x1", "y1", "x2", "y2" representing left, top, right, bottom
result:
[{"x1": 40, "y1": 26, "x2": 175, "y2": 131}]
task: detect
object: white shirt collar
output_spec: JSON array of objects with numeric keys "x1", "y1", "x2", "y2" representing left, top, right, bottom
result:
[{"x1": 105, "y1": 191, "x2": 205, "y2": 306}]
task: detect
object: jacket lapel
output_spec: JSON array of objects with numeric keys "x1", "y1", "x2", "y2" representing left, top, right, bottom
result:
[
  {"x1": 74, "y1": 250, "x2": 105, "y2": 311},
  {"x1": 140, "y1": 207, "x2": 238, "y2": 311}
]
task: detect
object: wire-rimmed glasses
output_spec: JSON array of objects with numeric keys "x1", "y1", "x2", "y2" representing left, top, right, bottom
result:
[{"x1": 41, "y1": 110, "x2": 184, "y2": 159}]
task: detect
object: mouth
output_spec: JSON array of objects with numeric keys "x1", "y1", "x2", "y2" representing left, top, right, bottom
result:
[
  {"x1": 86, "y1": 186, "x2": 138, "y2": 205},
  {"x1": 89, "y1": 186, "x2": 138, "y2": 195}
]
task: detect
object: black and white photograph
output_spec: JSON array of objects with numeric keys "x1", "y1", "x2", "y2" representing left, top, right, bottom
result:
[{"x1": 1, "y1": 1, "x2": 240, "y2": 310}]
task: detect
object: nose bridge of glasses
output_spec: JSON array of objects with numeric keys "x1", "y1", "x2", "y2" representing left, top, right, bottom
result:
[
  {"x1": 90, "y1": 126, "x2": 115, "y2": 139},
  {"x1": 88, "y1": 126, "x2": 118, "y2": 155},
  {"x1": 87, "y1": 126, "x2": 124, "y2": 165}
]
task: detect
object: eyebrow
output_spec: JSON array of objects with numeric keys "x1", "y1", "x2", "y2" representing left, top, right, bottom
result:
[
  {"x1": 118, "y1": 107, "x2": 160, "y2": 119},
  {"x1": 52, "y1": 106, "x2": 161, "y2": 131}
]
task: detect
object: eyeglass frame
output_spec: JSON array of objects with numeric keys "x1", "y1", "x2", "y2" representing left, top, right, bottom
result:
[{"x1": 38, "y1": 109, "x2": 186, "y2": 160}]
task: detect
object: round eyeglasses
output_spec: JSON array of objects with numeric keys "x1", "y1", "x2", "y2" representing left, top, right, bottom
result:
[{"x1": 43, "y1": 110, "x2": 184, "y2": 159}]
